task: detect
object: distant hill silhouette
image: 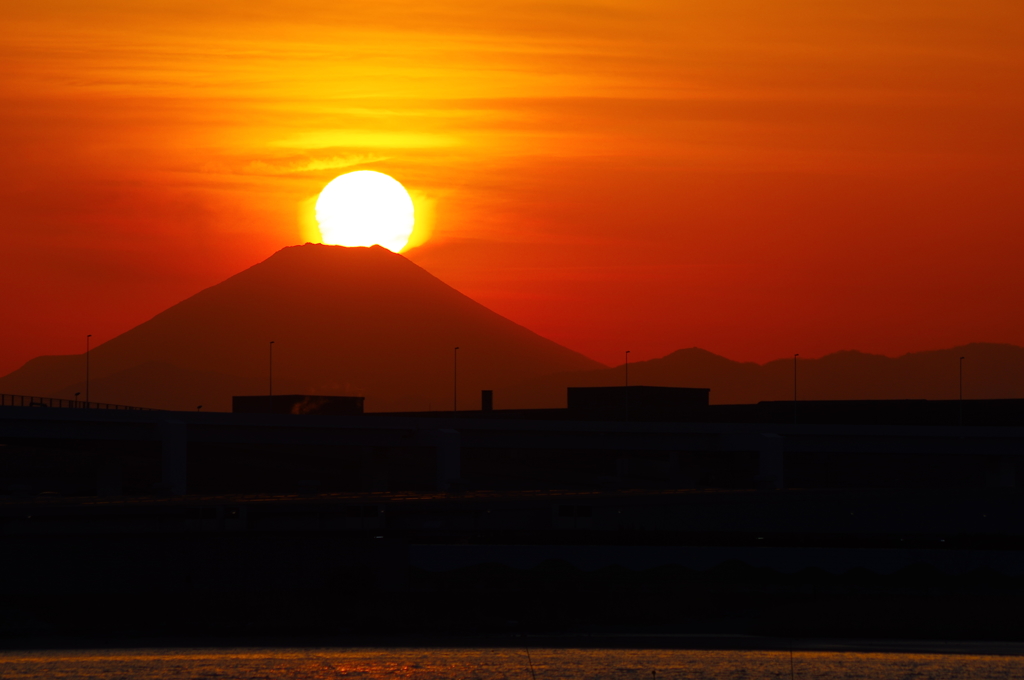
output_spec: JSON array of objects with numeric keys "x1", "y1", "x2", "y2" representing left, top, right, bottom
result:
[
  {"x1": 497, "y1": 344, "x2": 1024, "y2": 408},
  {"x1": 5, "y1": 244, "x2": 1021, "y2": 412},
  {"x1": 0, "y1": 244, "x2": 605, "y2": 411}
]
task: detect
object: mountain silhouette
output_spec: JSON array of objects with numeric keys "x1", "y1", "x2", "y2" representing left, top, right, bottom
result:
[
  {"x1": 497, "y1": 344, "x2": 1024, "y2": 407},
  {"x1": 0, "y1": 244, "x2": 605, "y2": 411},
  {"x1": 5, "y1": 244, "x2": 1021, "y2": 412}
]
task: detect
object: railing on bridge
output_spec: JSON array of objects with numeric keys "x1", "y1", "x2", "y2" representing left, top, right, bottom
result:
[{"x1": 0, "y1": 394, "x2": 153, "y2": 411}]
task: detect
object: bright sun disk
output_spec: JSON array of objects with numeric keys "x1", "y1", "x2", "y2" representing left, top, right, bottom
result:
[{"x1": 315, "y1": 170, "x2": 414, "y2": 252}]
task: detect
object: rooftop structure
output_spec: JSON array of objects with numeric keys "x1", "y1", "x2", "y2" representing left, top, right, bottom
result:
[{"x1": 232, "y1": 394, "x2": 364, "y2": 416}]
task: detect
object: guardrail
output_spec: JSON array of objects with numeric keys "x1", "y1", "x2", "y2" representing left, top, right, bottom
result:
[{"x1": 0, "y1": 394, "x2": 153, "y2": 411}]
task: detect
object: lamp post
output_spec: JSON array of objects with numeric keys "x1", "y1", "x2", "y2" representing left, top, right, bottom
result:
[
  {"x1": 75, "y1": 392, "x2": 80, "y2": 408},
  {"x1": 269, "y1": 341, "x2": 275, "y2": 412},
  {"x1": 959, "y1": 356, "x2": 965, "y2": 427},
  {"x1": 453, "y1": 347, "x2": 460, "y2": 413},
  {"x1": 85, "y1": 334, "x2": 92, "y2": 406},
  {"x1": 793, "y1": 353, "x2": 799, "y2": 424},
  {"x1": 625, "y1": 350, "x2": 631, "y2": 421}
]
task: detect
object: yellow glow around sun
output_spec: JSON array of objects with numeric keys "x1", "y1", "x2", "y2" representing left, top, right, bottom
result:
[{"x1": 315, "y1": 171, "x2": 414, "y2": 252}]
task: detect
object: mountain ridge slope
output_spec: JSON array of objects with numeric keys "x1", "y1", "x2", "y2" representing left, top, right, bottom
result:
[
  {"x1": 0, "y1": 244, "x2": 605, "y2": 411},
  {"x1": 496, "y1": 343, "x2": 1024, "y2": 408}
]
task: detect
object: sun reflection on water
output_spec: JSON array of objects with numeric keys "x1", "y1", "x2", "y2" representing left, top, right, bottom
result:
[{"x1": 0, "y1": 647, "x2": 1022, "y2": 679}]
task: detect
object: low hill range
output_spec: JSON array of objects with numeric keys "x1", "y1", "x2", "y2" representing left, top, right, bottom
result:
[
  {"x1": 1, "y1": 243, "x2": 1022, "y2": 411},
  {"x1": 498, "y1": 343, "x2": 1024, "y2": 409}
]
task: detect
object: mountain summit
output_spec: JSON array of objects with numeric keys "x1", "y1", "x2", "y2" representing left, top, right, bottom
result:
[{"x1": 0, "y1": 244, "x2": 605, "y2": 411}]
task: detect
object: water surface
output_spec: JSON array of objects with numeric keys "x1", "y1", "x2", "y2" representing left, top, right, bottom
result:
[{"x1": 1, "y1": 647, "x2": 1022, "y2": 679}]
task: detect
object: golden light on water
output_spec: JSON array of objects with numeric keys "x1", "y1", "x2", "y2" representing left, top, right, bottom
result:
[
  {"x1": 2, "y1": 647, "x2": 1019, "y2": 678},
  {"x1": 314, "y1": 171, "x2": 415, "y2": 253}
]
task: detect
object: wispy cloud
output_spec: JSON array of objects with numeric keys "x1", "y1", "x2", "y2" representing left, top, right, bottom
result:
[
  {"x1": 272, "y1": 131, "x2": 460, "y2": 151},
  {"x1": 242, "y1": 153, "x2": 390, "y2": 175}
]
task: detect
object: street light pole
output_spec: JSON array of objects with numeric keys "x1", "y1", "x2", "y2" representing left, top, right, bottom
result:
[
  {"x1": 793, "y1": 353, "x2": 799, "y2": 424},
  {"x1": 269, "y1": 341, "x2": 275, "y2": 412},
  {"x1": 453, "y1": 347, "x2": 460, "y2": 413},
  {"x1": 959, "y1": 356, "x2": 965, "y2": 427},
  {"x1": 625, "y1": 350, "x2": 631, "y2": 421},
  {"x1": 85, "y1": 334, "x2": 92, "y2": 406},
  {"x1": 794, "y1": 353, "x2": 799, "y2": 401}
]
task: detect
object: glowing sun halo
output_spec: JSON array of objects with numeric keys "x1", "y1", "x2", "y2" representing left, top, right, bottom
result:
[{"x1": 315, "y1": 170, "x2": 414, "y2": 252}]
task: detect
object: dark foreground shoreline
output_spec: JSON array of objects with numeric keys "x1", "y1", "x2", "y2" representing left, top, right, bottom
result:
[{"x1": 3, "y1": 634, "x2": 1024, "y2": 657}]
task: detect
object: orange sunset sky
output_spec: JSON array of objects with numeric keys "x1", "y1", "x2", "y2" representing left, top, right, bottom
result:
[{"x1": 1, "y1": 1, "x2": 1022, "y2": 376}]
